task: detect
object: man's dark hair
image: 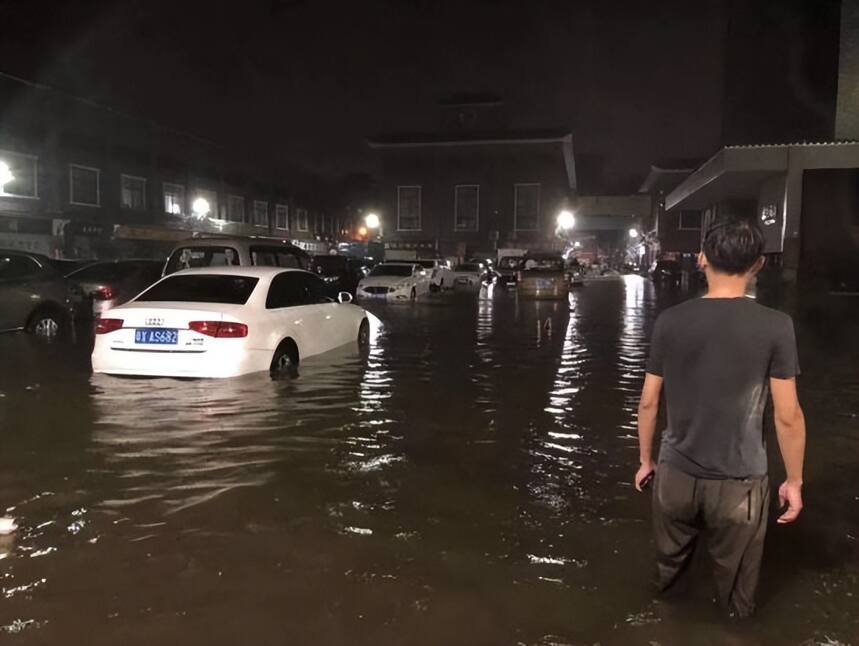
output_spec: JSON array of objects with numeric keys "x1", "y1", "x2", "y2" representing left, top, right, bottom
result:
[{"x1": 702, "y1": 218, "x2": 764, "y2": 275}]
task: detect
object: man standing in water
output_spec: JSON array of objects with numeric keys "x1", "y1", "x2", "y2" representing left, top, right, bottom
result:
[{"x1": 634, "y1": 218, "x2": 806, "y2": 618}]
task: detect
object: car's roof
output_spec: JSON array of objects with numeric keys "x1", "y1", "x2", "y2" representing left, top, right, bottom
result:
[
  {"x1": 0, "y1": 248, "x2": 51, "y2": 260},
  {"x1": 169, "y1": 266, "x2": 307, "y2": 278},
  {"x1": 174, "y1": 236, "x2": 305, "y2": 248},
  {"x1": 380, "y1": 261, "x2": 417, "y2": 265}
]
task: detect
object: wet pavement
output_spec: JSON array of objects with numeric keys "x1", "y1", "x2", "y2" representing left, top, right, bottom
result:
[{"x1": 0, "y1": 276, "x2": 857, "y2": 645}]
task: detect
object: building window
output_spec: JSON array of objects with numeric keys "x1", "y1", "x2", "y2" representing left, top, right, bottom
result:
[
  {"x1": 454, "y1": 185, "x2": 479, "y2": 231},
  {"x1": 0, "y1": 150, "x2": 38, "y2": 198},
  {"x1": 227, "y1": 195, "x2": 245, "y2": 222},
  {"x1": 514, "y1": 183, "x2": 540, "y2": 231},
  {"x1": 163, "y1": 182, "x2": 185, "y2": 215},
  {"x1": 296, "y1": 208, "x2": 309, "y2": 231},
  {"x1": 275, "y1": 204, "x2": 289, "y2": 230},
  {"x1": 678, "y1": 210, "x2": 702, "y2": 230},
  {"x1": 69, "y1": 165, "x2": 100, "y2": 206},
  {"x1": 397, "y1": 185, "x2": 421, "y2": 231},
  {"x1": 253, "y1": 200, "x2": 269, "y2": 227},
  {"x1": 121, "y1": 175, "x2": 146, "y2": 210}
]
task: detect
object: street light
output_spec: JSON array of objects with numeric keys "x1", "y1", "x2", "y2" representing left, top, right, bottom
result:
[
  {"x1": 0, "y1": 161, "x2": 14, "y2": 194},
  {"x1": 628, "y1": 227, "x2": 640, "y2": 239},
  {"x1": 365, "y1": 212, "x2": 380, "y2": 230},
  {"x1": 556, "y1": 210, "x2": 575, "y2": 231},
  {"x1": 191, "y1": 197, "x2": 211, "y2": 220}
]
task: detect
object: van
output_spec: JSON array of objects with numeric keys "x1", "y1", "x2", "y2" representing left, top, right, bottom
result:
[{"x1": 163, "y1": 236, "x2": 310, "y2": 276}]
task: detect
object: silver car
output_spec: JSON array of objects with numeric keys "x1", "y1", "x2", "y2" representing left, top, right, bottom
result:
[{"x1": 0, "y1": 250, "x2": 75, "y2": 337}]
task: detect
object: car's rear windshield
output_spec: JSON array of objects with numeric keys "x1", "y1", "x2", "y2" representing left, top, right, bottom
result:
[
  {"x1": 370, "y1": 265, "x2": 412, "y2": 277},
  {"x1": 455, "y1": 264, "x2": 480, "y2": 272},
  {"x1": 136, "y1": 275, "x2": 259, "y2": 304},
  {"x1": 311, "y1": 256, "x2": 347, "y2": 273},
  {"x1": 164, "y1": 246, "x2": 240, "y2": 275},
  {"x1": 69, "y1": 262, "x2": 159, "y2": 281},
  {"x1": 498, "y1": 257, "x2": 522, "y2": 269}
]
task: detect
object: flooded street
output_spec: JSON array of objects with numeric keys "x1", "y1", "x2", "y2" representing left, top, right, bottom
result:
[{"x1": 0, "y1": 276, "x2": 857, "y2": 645}]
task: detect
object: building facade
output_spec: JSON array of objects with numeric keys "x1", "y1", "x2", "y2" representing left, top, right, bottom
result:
[
  {"x1": 0, "y1": 73, "x2": 340, "y2": 259},
  {"x1": 368, "y1": 131, "x2": 576, "y2": 260}
]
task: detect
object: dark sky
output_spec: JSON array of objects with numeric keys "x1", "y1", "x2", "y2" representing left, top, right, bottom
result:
[{"x1": 1, "y1": 0, "x2": 731, "y2": 192}]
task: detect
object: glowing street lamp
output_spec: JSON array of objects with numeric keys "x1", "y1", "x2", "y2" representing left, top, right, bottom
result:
[
  {"x1": 0, "y1": 161, "x2": 15, "y2": 194},
  {"x1": 365, "y1": 212, "x2": 380, "y2": 230},
  {"x1": 191, "y1": 197, "x2": 211, "y2": 220},
  {"x1": 556, "y1": 210, "x2": 575, "y2": 231},
  {"x1": 628, "y1": 227, "x2": 640, "y2": 239}
]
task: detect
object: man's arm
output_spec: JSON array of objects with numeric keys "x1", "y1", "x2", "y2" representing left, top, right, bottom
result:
[
  {"x1": 770, "y1": 377, "x2": 806, "y2": 524},
  {"x1": 635, "y1": 373, "x2": 663, "y2": 491}
]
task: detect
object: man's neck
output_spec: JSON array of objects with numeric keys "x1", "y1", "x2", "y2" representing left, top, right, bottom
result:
[{"x1": 704, "y1": 271, "x2": 751, "y2": 299}]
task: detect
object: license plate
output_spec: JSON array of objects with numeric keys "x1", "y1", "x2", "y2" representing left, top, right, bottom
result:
[{"x1": 134, "y1": 328, "x2": 178, "y2": 344}]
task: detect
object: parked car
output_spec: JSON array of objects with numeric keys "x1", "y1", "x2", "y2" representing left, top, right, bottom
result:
[
  {"x1": 91, "y1": 266, "x2": 369, "y2": 378},
  {"x1": 67, "y1": 259, "x2": 164, "y2": 317},
  {"x1": 310, "y1": 254, "x2": 368, "y2": 296},
  {"x1": 415, "y1": 258, "x2": 453, "y2": 291},
  {"x1": 518, "y1": 252, "x2": 570, "y2": 300},
  {"x1": 163, "y1": 236, "x2": 310, "y2": 276},
  {"x1": 450, "y1": 262, "x2": 491, "y2": 289},
  {"x1": 356, "y1": 263, "x2": 430, "y2": 301},
  {"x1": 497, "y1": 255, "x2": 524, "y2": 287},
  {"x1": 0, "y1": 249, "x2": 77, "y2": 338},
  {"x1": 650, "y1": 260, "x2": 683, "y2": 287}
]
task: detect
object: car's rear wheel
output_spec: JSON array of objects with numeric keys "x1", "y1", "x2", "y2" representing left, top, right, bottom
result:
[
  {"x1": 270, "y1": 340, "x2": 299, "y2": 379},
  {"x1": 27, "y1": 306, "x2": 66, "y2": 340},
  {"x1": 357, "y1": 319, "x2": 370, "y2": 348}
]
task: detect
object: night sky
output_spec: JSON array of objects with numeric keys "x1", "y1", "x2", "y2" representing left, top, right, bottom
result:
[{"x1": 0, "y1": 0, "x2": 833, "y2": 192}]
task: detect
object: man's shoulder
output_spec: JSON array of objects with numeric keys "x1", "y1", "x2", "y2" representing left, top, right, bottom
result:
[
  {"x1": 654, "y1": 298, "x2": 703, "y2": 325},
  {"x1": 741, "y1": 300, "x2": 794, "y2": 326}
]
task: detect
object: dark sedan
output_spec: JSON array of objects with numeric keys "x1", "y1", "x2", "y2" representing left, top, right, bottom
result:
[
  {"x1": 310, "y1": 255, "x2": 369, "y2": 296},
  {"x1": 67, "y1": 259, "x2": 164, "y2": 317},
  {"x1": 0, "y1": 249, "x2": 77, "y2": 338}
]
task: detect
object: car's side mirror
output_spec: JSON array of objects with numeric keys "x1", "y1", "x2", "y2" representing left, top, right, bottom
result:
[{"x1": 337, "y1": 291, "x2": 353, "y2": 304}]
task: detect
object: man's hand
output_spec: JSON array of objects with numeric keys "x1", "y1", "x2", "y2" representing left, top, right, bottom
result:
[
  {"x1": 634, "y1": 461, "x2": 656, "y2": 492},
  {"x1": 777, "y1": 480, "x2": 803, "y2": 524}
]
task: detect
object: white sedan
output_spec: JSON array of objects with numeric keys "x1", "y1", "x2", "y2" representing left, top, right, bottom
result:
[
  {"x1": 355, "y1": 263, "x2": 431, "y2": 302},
  {"x1": 91, "y1": 267, "x2": 369, "y2": 378}
]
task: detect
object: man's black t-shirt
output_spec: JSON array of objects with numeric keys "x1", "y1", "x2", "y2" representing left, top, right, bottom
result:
[{"x1": 646, "y1": 297, "x2": 800, "y2": 479}]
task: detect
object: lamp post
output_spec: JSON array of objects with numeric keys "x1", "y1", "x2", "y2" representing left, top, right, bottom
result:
[{"x1": 0, "y1": 161, "x2": 15, "y2": 195}]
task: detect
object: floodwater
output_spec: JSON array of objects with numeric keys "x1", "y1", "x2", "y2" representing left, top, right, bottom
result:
[{"x1": 0, "y1": 276, "x2": 857, "y2": 645}]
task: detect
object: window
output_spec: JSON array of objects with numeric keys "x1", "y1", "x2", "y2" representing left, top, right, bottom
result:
[
  {"x1": 253, "y1": 200, "x2": 269, "y2": 227},
  {"x1": 678, "y1": 210, "x2": 703, "y2": 230},
  {"x1": 275, "y1": 204, "x2": 289, "y2": 230},
  {"x1": 227, "y1": 195, "x2": 245, "y2": 222},
  {"x1": 164, "y1": 246, "x2": 240, "y2": 274},
  {"x1": 397, "y1": 186, "x2": 421, "y2": 231},
  {"x1": 277, "y1": 250, "x2": 302, "y2": 268},
  {"x1": 163, "y1": 182, "x2": 185, "y2": 215},
  {"x1": 759, "y1": 204, "x2": 778, "y2": 227},
  {"x1": 296, "y1": 208, "x2": 309, "y2": 231},
  {"x1": 0, "y1": 253, "x2": 40, "y2": 279},
  {"x1": 266, "y1": 272, "x2": 328, "y2": 309},
  {"x1": 454, "y1": 185, "x2": 479, "y2": 231},
  {"x1": 0, "y1": 151, "x2": 38, "y2": 198},
  {"x1": 69, "y1": 165, "x2": 100, "y2": 206},
  {"x1": 121, "y1": 175, "x2": 146, "y2": 210},
  {"x1": 196, "y1": 189, "x2": 218, "y2": 220},
  {"x1": 137, "y1": 275, "x2": 258, "y2": 304},
  {"x1": 250, "y1": 245, "x2": 278, "y2": 266},
  {"x1": 514, "y1": 184, "x2": 540, "y2": 231}
]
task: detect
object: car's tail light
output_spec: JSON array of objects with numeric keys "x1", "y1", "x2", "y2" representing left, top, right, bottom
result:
[
  {"x1": 95, "y1": 318, "x2": 123, "y2": 334},
  {"x1": 189, "y1": 321, "x2": 248, "y2": 338},
  {"x1": 94, "y1": 286, "x2": 116, "y2": 301}
]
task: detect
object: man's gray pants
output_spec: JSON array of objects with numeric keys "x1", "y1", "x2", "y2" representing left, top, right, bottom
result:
[{"x1": 652, "y1": 463, "x2": 770, "y2": 617}]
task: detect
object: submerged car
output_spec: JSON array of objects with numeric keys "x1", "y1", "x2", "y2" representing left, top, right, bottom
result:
[
  {"x1": 650, "y1": 260, "x2": 682, "y2": 287},
  {"x1": 355, "y1": 263, "x2": 430, "y2": 301},
  {"x1": 310, "y1": 254, "x2": 368, "y2": 296},
  {"x1": 0, "y1": 249, "x2": 77, "y2": 338},
  {"x1": 414, "y1": 258, "x2": 453, "y2": 291},
  {"x1": 68, "y1": 259, "x2": 164, "y2": 317},
  {"x1": 450, "y1": 262, "x2": 490, "y2": 289},
  {"x1": 497, "y1": 255, "x2": 524, "y2": 287},
  {"x1": 518, "y1": 253, "x2": 570, "y2": 300},
  {"x1": 91, "y1": 266, "x2": 369, "y2": 378}
]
